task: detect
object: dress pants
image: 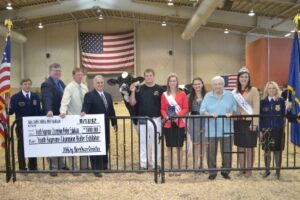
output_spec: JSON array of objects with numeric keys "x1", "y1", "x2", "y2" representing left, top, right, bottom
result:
[
  {"x1": 16, "y1": 125, "x2": 37, "y2": 170},
  {"x1": 206, "y1": 137, "x2": 232, "y2": 176},
  {"x1": 138, "y1": 117, "x2": 161, "y2": 168}
]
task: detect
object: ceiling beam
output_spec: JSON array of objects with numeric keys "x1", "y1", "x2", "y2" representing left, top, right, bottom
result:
[
  {"x1": 209, "y1": 10, "x2": 257, "y2": 28},
  {"x1": 0, "y1": 0, "x2": 294, "y2": 36},
  {"x1": 182, "y1": 0, "x2": 225, "y2": 40},
  {"x1": 0, "y1": 0, "x2": 196, "y2": 20}
]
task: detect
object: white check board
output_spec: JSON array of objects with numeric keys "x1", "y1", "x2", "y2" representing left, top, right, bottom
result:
[{"x1": 22, "y1": 114, "x2": 106, "y2": 157}]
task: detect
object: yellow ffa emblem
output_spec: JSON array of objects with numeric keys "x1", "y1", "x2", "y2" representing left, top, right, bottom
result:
[
  {"x1": 33, "y1": 100, "x2": 37, "y2": 106},
  {"x1": 262, "y1": 107, "x2": 269, "y2": 112},
  {"x1": 18, "y1": 101, "x2": 26, "y2": 107},
  {"x1": 153, "y1": 91, "x2": 160, "y2": 96},
  {"x1": 275, "y1": 105, "x2": 281, "y2": 112}
]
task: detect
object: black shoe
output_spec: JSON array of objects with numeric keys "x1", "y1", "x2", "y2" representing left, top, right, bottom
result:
[
  {"x1": 208, "y1": 175, "x2": 217, "y2": 180},
  {"x1": 50, "y1": 172, "x2": 58, "y2": 177},
  {"x1": 221, "y1": 172, "x2": 231, "y2": 180},
  {"x1": 61, "y1": 167, "x2": 70, "y2": 170},
  {"x1": 93, "y1": 172, "x2": 102, "y2": 177},
  {"x1": 263, "y1": 170, "x2": 270, "y2": 178}
]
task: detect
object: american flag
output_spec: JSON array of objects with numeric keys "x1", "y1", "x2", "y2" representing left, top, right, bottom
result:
[
  {"x1": 0, "y1": 35, "x2": 10, "y2": 148},
  {"x1": 222, "y1": 74, "x2": 237, "y2": 91},
  {"x1": 80, "y1": 31, "x2": 134, "y2": 73}
]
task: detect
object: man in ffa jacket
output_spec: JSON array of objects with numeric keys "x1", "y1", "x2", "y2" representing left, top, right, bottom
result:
[{"x1": 9, "y1": 78, "x2": 42, "y2": 171}]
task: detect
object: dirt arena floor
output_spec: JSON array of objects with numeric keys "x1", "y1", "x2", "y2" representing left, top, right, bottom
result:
[{"x1": 1, "y1": 102, "x2": 300, "y2": 200}]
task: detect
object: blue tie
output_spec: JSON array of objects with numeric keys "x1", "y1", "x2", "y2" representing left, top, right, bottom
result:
[
  {"x1": 56, "y1": 81, "x2": 63, "y2": 93},
  {"x1": 26, "y1": 93, "x2": 30, "y2": 104}
]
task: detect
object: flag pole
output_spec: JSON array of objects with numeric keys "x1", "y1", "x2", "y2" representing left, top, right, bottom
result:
[
  {"x1": 281, "y1": 13, "x2": 300, "y2": 178},
  {"x1": 4, "y1": 19, "x2": 12, "y2": 131},
  {"x1": 3, "y1": 19, "x2": 12, "y2": 182}
]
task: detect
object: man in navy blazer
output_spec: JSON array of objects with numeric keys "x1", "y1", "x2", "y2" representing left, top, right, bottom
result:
[
  {"x1": 41, "y1": 63, "x2": 68, "y2": 176},
  {"x1": 81, "y1": 75, "x2": 117, "y2": 177},
  {"x1": 9, "y1": 78, "x2": 41, "y2": 171}
]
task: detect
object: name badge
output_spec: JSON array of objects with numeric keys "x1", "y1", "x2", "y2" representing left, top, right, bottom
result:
[
  {"x1": 153, "y1": 91, "x2": 160, "y2": 96},
  {"x1": 18, "y1": 101, "x2": 26, "y2": 107},
  {"x1": 275, "y1": 105, "x2": 281, "y2": 112},
  {"x1": 262, "y1": 107, "x2": 269, "y2": 112}
]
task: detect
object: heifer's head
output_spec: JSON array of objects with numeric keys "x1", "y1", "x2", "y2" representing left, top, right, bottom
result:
[{"x1": 107, "y1": 72, "x2": 144, "y2": 102}]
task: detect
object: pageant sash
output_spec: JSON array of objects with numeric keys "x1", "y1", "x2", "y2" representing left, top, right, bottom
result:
[
  {"x1": 163, "y1": 92, "x2": 181, "y2": 113},
  {"x1": 232, "y1": 89, "x2": 253, "y2": 115}
]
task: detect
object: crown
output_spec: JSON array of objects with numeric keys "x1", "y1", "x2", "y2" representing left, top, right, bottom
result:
[{"x1": 238, "y1": 66, "x2": 249, "y2": 74}]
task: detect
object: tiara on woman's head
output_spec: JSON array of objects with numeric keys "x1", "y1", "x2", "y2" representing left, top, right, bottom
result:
[{"x1": 238, "y1": 66, "x2": 249, "y2": 73}]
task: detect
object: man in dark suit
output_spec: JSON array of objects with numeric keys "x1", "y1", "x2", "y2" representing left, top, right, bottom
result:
[
  {"x1": 81, "y1": 75, "x2": 117, "y2": 177},
  {"x1": 41, "y1": 63, "x2": 68, "y2": 176},
  {"x1": 9, "y1": 78, "x2": 41, "y2": 171}
]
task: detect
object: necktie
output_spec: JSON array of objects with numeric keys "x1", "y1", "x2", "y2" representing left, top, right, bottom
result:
[
  {"x1": 26, "y1": 93, "x2": 30, "y2": 103},
  {"x1": 56, "y1": 81, "x2": 63, "y2": 93},
  {"x1": 78, "y1": 84, "x2": 83, "y2": 103},
  {"x1": 100, "y1": 92, "x2": 108, "y2": 110}
]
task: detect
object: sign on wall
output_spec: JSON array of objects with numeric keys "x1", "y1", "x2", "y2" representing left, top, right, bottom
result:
[{"x1": 22, "y1": 114, "x2": 106, "y2": 157}]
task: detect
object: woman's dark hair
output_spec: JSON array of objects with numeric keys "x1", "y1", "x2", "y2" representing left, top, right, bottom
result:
[
  {"x1": 237, "y1": 72, "x2": 252, "y2": 93},
  {"x1": 188, "y1": 77, "x2": 207, "y2": 112}
]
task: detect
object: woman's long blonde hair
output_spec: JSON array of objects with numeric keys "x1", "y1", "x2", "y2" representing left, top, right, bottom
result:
[
  {"x1": 262, "y1": 81, "x2": 281, "y2": 99},
  {"x1": 166, "y1": 73, "x2": 179, "y2": 95}
]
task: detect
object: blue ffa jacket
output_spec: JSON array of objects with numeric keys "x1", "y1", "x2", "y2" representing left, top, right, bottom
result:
[
  {"x1": 9, "y1": 91, "x2": 42, "y2": 120},
  {"x1": 259, "y1": 97, "x2": 286, "y2": 130}
]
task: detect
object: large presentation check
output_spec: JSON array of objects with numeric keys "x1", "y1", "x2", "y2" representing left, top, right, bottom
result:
[{"x1": 22, "y1": 114, "x2": 106, "y2": 157}]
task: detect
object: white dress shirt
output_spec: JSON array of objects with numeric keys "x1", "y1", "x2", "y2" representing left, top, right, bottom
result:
[
  {"x1": 22, "y1": 90, "x2": 31, "y2": 99},
  {"x1": 60, "y1": 81, "x2": 88, "y2": 115}
]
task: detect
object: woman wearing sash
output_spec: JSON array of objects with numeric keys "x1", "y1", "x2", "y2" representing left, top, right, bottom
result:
[
  {"x1": 260, "y1": 81, "x2": 291, "y2": 179},
  {"x1": 187, "y1": 77, "x2": 207, "y2": 173},
  {"x1": 233, "y1": 67, "x2": 260, "y2": 177},
  {"x1": 161, "y1": 73, "x2": 188, "y2": 176}
]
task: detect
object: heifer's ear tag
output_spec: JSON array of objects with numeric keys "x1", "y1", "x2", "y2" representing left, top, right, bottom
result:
[{"x1": 121, "y1": 71, "x2": 129, "y2": 79}]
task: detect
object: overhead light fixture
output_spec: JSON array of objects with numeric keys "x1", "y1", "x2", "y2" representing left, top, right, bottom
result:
[
  {"x1": 38, "y1": 22, "x2": 44, "y2": 29},
  {"x1": 248, "y1": 9, "x2": 255, "y2": 17},
  {"x1": 96, "y1": 7, "x2": 104, "y2": 20},
  {"x1": 167, "y1": 0, "x2": 174, "y2": 6},
  {"x1": 284, "y1": 33, "x2": 291, "y2": 37},
  {"x1": 98, "y1": 14, "x2": 104, "y2": 20},
  {"x1": 6, "y1": 2, "x2": 13, "y2": 10},
  {"x1": 224, "y1": 28, "x2": 229, "y2": 34},
  {"x1": 161, "y1": 21, "x2": 167, "y2": 27}
]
